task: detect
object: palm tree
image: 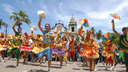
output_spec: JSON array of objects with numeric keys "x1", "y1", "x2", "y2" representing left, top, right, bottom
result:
[
  {"x1": 0, "y1": 19, "x2": 8, "y2": 38},
  {"x1": 10, "y1": 10, "x2": 31, "y2": 28},
  {"x1": 96, "y1": 30, "x2": 102, "y2": 40},
  {"x1": 91, "y1": 27, "x2": 96, "y2": 37}
]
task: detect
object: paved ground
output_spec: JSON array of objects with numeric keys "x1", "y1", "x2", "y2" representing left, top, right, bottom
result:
[{"x1": 0, "y1": 58, "x2": 126, "y2": 72}]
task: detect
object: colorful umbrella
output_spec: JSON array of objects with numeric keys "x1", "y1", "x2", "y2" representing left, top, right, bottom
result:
[
  {"x1": 79, "y1": 18, "x2": 89, "y2": 27},
  {"x1": 56, "y1": 31, "x2": 62, "y2": 35},
  {"x1": 8, "y1": 35, "x2": 13, "y2": 39},
  {"x1": 103, "y1": 33, "x2": 112, "y2": 43},
  {"x1": 110, "y1": 13, "x2": 121, "y2": 20},
  {"x1": 127, "y1": 32, "x2": 128, "y2": 39},
  {"x1": 81, "y1": 29, "x2": 86, "y2": 34},
  {"x1": 51, "y1": 30, "x2": 55, "y2": 33},
  {"x1": 49, "y1": 30, "x2": 54, "y2": 34},
  {"x1": 29, "y1": 26, "x2": 37, "y2": 31},
  {"x1": 66, "y1": 31, "x2": 72, "y2": 36},
  {"x1": 37, "y1": 10, "x2": 47, "y2": 19},
  {"x1": 80, "y1": 41, "x2": 84, "y2": 45},
  {"x1": 17, "y1": 15, "x2": 23, "y2": 22}
]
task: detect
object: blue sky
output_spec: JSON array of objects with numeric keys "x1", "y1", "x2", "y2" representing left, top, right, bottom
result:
[{"x1": 0, "y1": 0, "x2": 128, "y2": 35}]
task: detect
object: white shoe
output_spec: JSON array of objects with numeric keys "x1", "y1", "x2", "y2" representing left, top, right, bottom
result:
[
  {"x1": 110, "y1": 66, "x2": 114, "y2": 71},
  {"x1": 2, "y1": 60, "x2": 5, "y2": 62}
]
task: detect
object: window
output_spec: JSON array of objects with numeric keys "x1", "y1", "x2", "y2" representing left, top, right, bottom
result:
[
  {"x1": 72, "y1": 27, "x2": 74, "y2": 32},
  {"x1": 57, "y1": 26, "x2": 62, "y2": 31}
]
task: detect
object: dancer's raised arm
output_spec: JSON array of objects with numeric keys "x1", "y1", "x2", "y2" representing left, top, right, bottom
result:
[
  {"x1": 73, "y1": 34, "x2": 77, "y2": 42},
  {"x1": 111, "y1": 19, "x2": 120, "y2": 37},
  {"x1": 12, "y1": 20, "x2": 18, "y2": 33},
  {"x1": 38, "y1": 18, "x2": 44, "y2": 33},
  {"x1": 78, "y1": 26, "x2": 84, "y2": 38}
]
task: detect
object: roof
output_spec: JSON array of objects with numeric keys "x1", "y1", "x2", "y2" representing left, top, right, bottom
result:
[
  {"x1": 52, "y1": 23, "x2": 68, "y2": 30},
  {"x1": 70, "y1": 16, "x2": 75, "y2": 23},
  {"x1": 7, "y1": 34, "x2": 38, "y2": 37}
]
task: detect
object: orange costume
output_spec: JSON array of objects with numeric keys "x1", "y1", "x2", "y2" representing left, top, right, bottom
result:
[{"x1": 80, "y1": 40, "x2": 98, "y2": 58}]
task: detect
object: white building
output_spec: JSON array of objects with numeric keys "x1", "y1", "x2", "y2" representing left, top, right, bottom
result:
[{"x1": 51, "y1": 16, "x2": 77, "y2": 40}]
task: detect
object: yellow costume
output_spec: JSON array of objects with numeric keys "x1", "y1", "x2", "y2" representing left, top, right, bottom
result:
[{"x1": 32, "y1": 41, "x2": 44, "y2": 54}]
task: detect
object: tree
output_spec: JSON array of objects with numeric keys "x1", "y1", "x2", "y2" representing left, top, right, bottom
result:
[
  {"x1": 76, "y1": 34, "x2": 80, "y2": 43},
  {"x1": 96, "y1": 30, "x2": 102, "y2": 40},
  {"x1": 0, "y1": 19, "x2": 2, "y2": 29},
  {"x1": 91, "y1": 27, "x2": 96, "y2": 37},
  {"x1": 107, "y1": 32, "x2": 120, "y2": 45},
  {"x1": 108, "y1": 32, "x2": 119, "y2": 41},
  {"x1": 10, "y1": 10, "x2": 31, "y2": 28},
  {"x1": 114, "y1": 37, "x2": 120, "y2": 46},
  {"x1": 0, "y1": 19, "x2": 8, "y2": 38}
]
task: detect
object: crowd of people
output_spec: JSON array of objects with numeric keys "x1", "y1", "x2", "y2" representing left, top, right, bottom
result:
[{"x1": 0, "y1": 17, "x2": 128, "y2": 72}]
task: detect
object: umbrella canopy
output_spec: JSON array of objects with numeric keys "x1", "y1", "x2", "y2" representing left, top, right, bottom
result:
[
  {"x1": 56, "y1": 31, "x2": 62, "y2": 35},
  {"x1": 127, "y1": 32, "x2": 128, "y2": 38},
  {"x1": 81, "y1": 29, "x2": 86, "y2": 34},
  {"x1": 51, "y1": 30, "x2": 55, "y2": 33},
  {"x1": 103, "y1": 33, "x2": 112, "y2": 43},
  {"x1": 17, "y1": 15, "x2": 23, "y2": 22},
  {"x1": 29, "y1": 26, "x2": 37, "y2": 31},
  {"x1": 79, "y1": 18, "x2": 89, "y2": 27},
  {"x1": 110, "y1": 13, "x2": 121, "y2": 20},
  {"x1": 8, "y1": 35, "x2": 13, "y2": 39},
  {"x1": 66, "y1": 31, "x2": 72, "y2": 36}
]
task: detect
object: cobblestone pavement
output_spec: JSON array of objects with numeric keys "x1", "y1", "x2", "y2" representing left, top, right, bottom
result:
[{"x1": 0, "y1": 58, "x2": 126, "y2": 72}]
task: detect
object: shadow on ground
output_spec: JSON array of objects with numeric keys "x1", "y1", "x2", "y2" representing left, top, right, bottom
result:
[
  {"x1": 5, "y1": 65, "x2": 15, "y2": 68},
  {"x1": 27, "y1": 69, "x2": 47, "y2": 72}
]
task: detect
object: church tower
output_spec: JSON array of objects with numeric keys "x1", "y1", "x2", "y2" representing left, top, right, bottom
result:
[{"x1": 69, "y1": 15, "x2": 77, "y2": 36}]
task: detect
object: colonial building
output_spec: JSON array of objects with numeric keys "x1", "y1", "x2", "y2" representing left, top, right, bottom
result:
[{"x1": 51, "y1": 16, "x2": 77, "y2": 39}]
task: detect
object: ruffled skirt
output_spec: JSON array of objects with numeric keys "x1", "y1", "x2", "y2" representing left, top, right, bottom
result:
[
  {"x1": 21, "y1": 44, "x2": 31, "y2": 51},
  {"x1": 80, "y1": 49, "x2": 99, "y2": 58},
  {"x1": 53, "y1": 48, "x2": 66, "y2": 56},
  {"x1": 32, "y1": 47, "x2": 44, "y2": 54},
  {"x1": 0, "y1": 45, "x2": 7, "y2": 51},
  {"x1": 102, "y1": 51, "x2": 108, "y2": 57}
]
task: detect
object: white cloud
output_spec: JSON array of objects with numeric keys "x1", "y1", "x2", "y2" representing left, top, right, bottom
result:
[
  {"x1": 28, "y1": 0, "x2": 32, "y2": 4},
  {"x1": 87, "y1": 12, "x2": 110, "y2": 19},
  {"x1": 2, "y1": 4, "x2": 14, "y2": 15}
]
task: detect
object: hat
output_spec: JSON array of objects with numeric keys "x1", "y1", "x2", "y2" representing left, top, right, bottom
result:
[
  {"x1": 40, "y1": 34, "x2": 43, "y2": 36},
  {"x1": 24, "y1": 32, "x2": 27, "y2": 35}
]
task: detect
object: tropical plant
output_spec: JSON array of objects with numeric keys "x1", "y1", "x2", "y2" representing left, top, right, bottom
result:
[
  {"x1": 96, "y1": 30, "x2": 102, "y2": 40},
  {"x1": 91, "y1": 27, "x2": 96, "y2": 37},
  {"x1": 10, "y1": 10, "x2": 31, "y2": 28},
  {"x1": 0, "y1": 19, "x2": 8, "y2": 38}
]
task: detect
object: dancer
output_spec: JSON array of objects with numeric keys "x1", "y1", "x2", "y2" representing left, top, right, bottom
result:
[
  {"x1": 79, "y1": 26, "x2": 99, "y2": 72},
  {"x1": 0, "y1": 33, "x2": 6, "y2": 62},
  {"x1": 52, "y1": 34, "x2": 66, "y2": 67},
  {"x1": 20, "y1": 32, "x2": 31, "y2": 63},
  {"x1": 62, "y1": 35, "x2": 69, "y2": 65},
  {"x1": 102, "y1": 40, "x2": 115, "y2": 70},
  {"x1": 7, "y1": 20, "x2": 23, "y2": 68},
  {"x1": 32, "y1": 34, "x2": 44, "y2": 65},
  {"x1": 68, "y1": 34, "x2": 77, "y2": 63},
  {"x1": 110, "y1": 19, "x2": 128, "y2": 71},
  {"x1": 38, "y1": 17, "x2": 56, "y2": 72}
]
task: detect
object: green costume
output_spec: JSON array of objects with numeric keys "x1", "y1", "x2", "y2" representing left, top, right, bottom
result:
[
  {"x1": 118, "y1": 35, "x2": 128, "y2": 67},
  {"x1": 7, "y1": 32, "x2": 22, "y2": 59}
]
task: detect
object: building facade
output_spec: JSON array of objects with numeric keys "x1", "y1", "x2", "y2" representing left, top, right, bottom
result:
[{"x1": 51, "y1": 16, "x2": 77, "y2": 40}]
